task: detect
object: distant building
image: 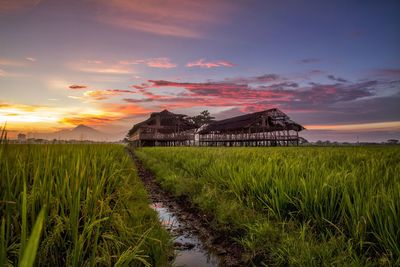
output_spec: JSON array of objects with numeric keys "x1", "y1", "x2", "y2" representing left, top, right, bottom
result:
[{"x1": 17, "y1": 133, "x2": 26, "y2": 142}]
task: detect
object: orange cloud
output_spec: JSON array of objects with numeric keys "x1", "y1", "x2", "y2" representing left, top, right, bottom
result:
[
  {"x1": 84, "y1": 90, "x2": 120, "y2": 100},
  {"x1": 306, "y1": 121, "x2": 400, "y2": 132},
  {"x1": 60, "y1": 115, "x2": 117, "y2": 126},
  {"x1": 60, "y1": 102, "x2": 150, "y2": 128},
  {"x1": 61, "y1": 103, "x2": 149, "y2": 126},
  {"x1": 0, "y1": 101, "x2": 129, "y2": 130},
  {"x1": 0, "y1": 102, "x2": 62, "y2": 131},
  {"x1": 103, "y1": 103, "x2": 150, "y2": 115},
  {"x1": 83, "y1": 89, "x2": 135, "y2": 100},
  {"x1": 60, "y1": 103, "x2": 151, "y2": 128},
  {"x1": 0, "y1": 102, "x2": 38, "y2": 113},
  {"x1": 0, "y1": 99, "x2": 151, "y2": 134}
]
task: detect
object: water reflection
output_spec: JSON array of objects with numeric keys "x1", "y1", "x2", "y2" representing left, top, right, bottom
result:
[{"x1": 150, "y1": 202, "x2": 220, "y2": 267}]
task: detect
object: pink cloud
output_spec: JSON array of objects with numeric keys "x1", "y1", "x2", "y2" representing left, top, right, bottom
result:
[
  {"x1": 0, "y1": 0, "x2": 41, "y2": 12},
  {"x1": 145, "y1": 58, "x2": 177, "y2": 69},
  {"x1": 101, "y1": 17, "x2": 202, "y2": 38},
  {"x1": 126, "y1": 76, "x2": 378, "y2": 114},
  {"x1": 186, "y1": 59, "x2": 236, "y2": 68},
  {"x1": 370, "y1": 68, "x2": 400, "y2": 79},
  {"x1": 121, "y1": 58, "x2": 177, "y2": 69},
  {"x1": 68, "y1": 60, "x2": 133, "y2": 74},
  {"x1": 132, "y1": 83, "x2": 150, "y2": 90},
  {"x1": 96, "y1": 0, "x2": 239, "y2": 38},
  {"x1": 147, "y1": 80, "x2": 288, "y2": 99},
  {"x1": 0, "y1": 58, "x2": 26, "y2": 67}
]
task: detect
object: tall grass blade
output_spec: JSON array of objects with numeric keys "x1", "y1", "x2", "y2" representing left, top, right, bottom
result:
[
  {"x1": 19, "y1": 207, "x2": 45, "y2": 267},
  {"x1": 19, "y1": 181, "x2": 28, "y2": 259}
]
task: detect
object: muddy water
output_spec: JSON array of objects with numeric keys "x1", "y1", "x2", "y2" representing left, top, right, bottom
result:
[{"x1": 150, "y1": 202, "x2": 220, "y2": 267}]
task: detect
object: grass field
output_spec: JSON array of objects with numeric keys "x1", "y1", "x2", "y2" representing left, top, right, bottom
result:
[
  {"x1": 0, "y1": 143, "x2": 172, "y2": 266},
  {"x1": 135, "y1": 146, "x2": 400, "y2": 266}
]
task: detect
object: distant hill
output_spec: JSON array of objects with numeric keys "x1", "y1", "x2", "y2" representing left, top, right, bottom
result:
[
  {"x1": 30, "y1": 125, "x2": 120, "y2": 141},
  {"x1": 53, "y1": 124, "x2": 105, "y2": 140}
]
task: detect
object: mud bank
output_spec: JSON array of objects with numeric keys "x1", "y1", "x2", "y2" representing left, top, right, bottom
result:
[{"x1": 128, "y1": 149, "x2": 245, "y2": 267}]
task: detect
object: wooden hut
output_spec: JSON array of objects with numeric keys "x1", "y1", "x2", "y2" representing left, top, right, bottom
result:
[
  {"x1": 127, "y1": 110, "x2": 197, "y2": 147},
  {"x1": 198, "y1": 108, "x2": 304, "y2": 146}
]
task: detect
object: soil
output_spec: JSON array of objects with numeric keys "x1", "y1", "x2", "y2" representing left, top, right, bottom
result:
[{"x1": 127, "y1": 148, "x2": 246, "y2": 267}]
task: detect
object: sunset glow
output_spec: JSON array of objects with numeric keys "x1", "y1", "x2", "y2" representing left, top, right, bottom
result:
[
  {"x1": 306, "y1": 122, "x2": 400, "y2": 132},
  {"x1": 0, "y1": 102, "x2": 126, "y2": 132},
  {"x1": 0, "y1": 0, "x2": 399, "y2": 141}
]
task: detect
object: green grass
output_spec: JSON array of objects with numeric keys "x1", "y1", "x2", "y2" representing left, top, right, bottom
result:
[
  {"x1": 0, "y1": 143, "x2": 172, "y2": 266},
  {"x1": 135, "y1": 146, "x2": 400, "y2": 266}
]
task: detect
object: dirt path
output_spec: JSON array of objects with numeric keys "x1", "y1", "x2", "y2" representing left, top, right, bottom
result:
[{"x1": 127, "y1": 148, "x2": 245, "y2": 267}]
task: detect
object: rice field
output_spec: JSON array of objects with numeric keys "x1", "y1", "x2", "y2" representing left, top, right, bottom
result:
[
  {"x1": 0, "y1": 143, "x2": 172, "y2": 266},
  {"x1": 135, "y1": 146, "x2": 400, "y2": 266}
]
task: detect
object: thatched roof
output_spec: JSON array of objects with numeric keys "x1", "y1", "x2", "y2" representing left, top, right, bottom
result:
[
  {"x1": 199, "y1": 108, "x2": 304, "y2": 133},
  {"x1": 128, "y1": 109, "x2": 197, "y2": 135}
]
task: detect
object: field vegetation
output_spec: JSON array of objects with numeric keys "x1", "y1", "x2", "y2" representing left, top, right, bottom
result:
[
  {"x1": 0, "y1": 141, "x2": 172, "y2": 266},
  {"x1": 135, "y1": 146, "x2": 400, "y2": 266}
]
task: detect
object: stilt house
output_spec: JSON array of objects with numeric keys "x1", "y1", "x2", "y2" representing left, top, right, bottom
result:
[
  {"x1": 198, "y1": 108, "x2": 304, "y2": 146},
  {"x1": 128, "y1": 108, "x2": 304, "y2": 147},
  {"x1": 127, "y1": 110, "x2": 197, "y2": 147}
]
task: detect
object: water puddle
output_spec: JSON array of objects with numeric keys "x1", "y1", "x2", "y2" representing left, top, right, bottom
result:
[{"x1": 150, "y1": 202, "x2": 220, "y2": 267}]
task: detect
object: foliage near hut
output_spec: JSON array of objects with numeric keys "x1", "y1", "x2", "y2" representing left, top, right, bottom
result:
[{"x1": 187, "y1": 110, "x2": 215, "y2": 127}]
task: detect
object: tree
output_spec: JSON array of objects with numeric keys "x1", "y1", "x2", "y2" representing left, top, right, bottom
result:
[
  {"x1": 387, "y1": 139, "x2": 399, "y2": 145},
  {"x1": 189, "y1": 110, "x2": 215, "y2": 127}
]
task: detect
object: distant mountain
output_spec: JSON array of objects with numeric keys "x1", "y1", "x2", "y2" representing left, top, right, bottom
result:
[
  {"x1": 53, "y1": 124, "x2": 105, "y2": 140},
  {"x1": 30, "y1": 125, "x2": 119, "y2": 141},
  {"x1": 73, "y1": 124, "x2": 99, "y2": 133}
]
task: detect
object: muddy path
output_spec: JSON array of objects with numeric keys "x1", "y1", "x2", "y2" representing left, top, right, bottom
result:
[{"x1": 127, "y1": 148, "x2": 245, "y2": 267}]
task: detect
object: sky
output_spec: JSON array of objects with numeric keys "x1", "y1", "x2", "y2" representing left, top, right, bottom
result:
[{"x1": 0, "y1": 0, "x2": 399, "y2": 142}]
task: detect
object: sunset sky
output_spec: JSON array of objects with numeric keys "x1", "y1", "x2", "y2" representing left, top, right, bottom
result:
[{"x1": 1, "y1": 0, "x2": 399, "y2": 141}]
